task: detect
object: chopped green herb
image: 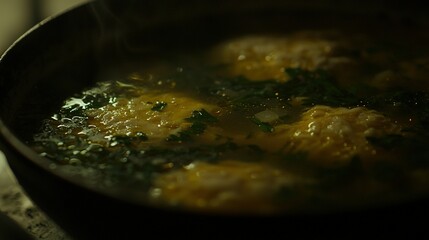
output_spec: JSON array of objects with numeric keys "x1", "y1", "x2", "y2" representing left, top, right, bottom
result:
[
  {"x1": 110, "y1": 132, "x2": 149, "y2": 146},
  {"x1": 166, "y1": 122, "x2": 208, "y2": 142},
  {"x1": 82, "y1": 93, "x2": 114, "y2": 109},
  {"x1": 250, "y1": 117, "x2": 274, "y2": 133},
  {"x1": 151, "y1": 101, "x2": 167, "y2": 111},
  {"x1": 284, "y1": 68, "x2": 359, "y2": 107},
  {"x1": 186, "y1": 109, "x2": 218, "y2": 123},
  {"x1": 207, "y1": 76, "x2": 281, "y2": 111},
  {"x1": 167, "y1": 109, "x2": 217, "y2": 142}
]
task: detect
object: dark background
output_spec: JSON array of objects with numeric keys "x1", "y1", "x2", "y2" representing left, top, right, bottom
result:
[{"x1": 0, "y1": 0, "x2": 89, "y2": 54}]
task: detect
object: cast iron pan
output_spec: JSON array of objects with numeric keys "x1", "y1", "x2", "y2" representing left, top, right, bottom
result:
[{"x1": 1, "y1": 0, "x2": 429, "y2": 239}]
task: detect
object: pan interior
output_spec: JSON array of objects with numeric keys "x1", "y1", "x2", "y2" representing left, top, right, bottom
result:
[{"x1": 2, "y1": 1, "x2": 429, "y2": 216}]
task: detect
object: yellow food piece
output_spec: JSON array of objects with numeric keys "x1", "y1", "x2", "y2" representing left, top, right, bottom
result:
[
  {"x1": 150, "y1": 160, "x2": 307, "y2": 214},
  {"x1": 86, "y1": 90, "x2": 220, "y2": 144},
  {"x1": 209, "y1": 31, "x2": 352, "y2": 82},
  {"x1": 282, "y1": 106, "x2": 401, "y2": 164},
  {"x1": 208, "y1": 106, "x2": 402, "y2": 166}
]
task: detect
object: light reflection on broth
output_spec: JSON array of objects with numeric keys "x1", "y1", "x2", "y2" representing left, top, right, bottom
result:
[{"x1": 30, "y1": 28, "x2": 429, "y2": 214}]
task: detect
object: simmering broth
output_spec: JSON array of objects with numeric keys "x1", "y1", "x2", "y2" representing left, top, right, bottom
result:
[{"x1": 29, "y1": 25, "x2": 429, "y2": 214}]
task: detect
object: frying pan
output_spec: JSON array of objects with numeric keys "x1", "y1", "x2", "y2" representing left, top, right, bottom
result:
[{"x1": 1, "y1": 0, "x2": 429, "y2": 239}]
